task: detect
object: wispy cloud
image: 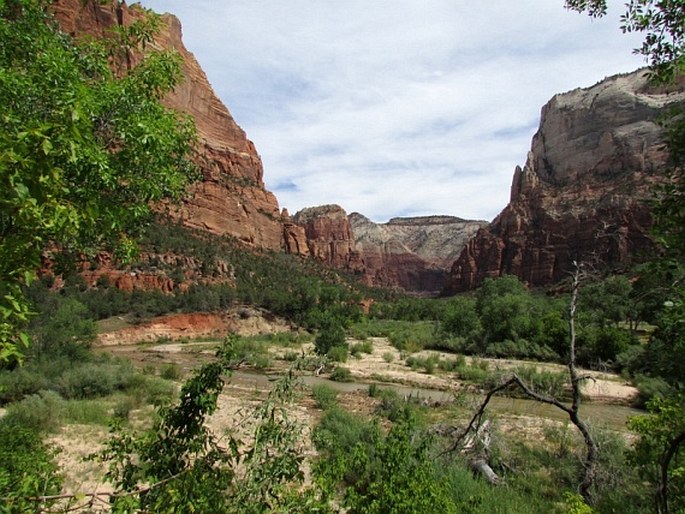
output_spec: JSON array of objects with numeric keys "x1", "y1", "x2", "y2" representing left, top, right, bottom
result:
[{"x1": 140, "y1": 0, "x2": 645, "y2": 222}]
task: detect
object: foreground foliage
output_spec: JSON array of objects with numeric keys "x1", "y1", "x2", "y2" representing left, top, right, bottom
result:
[{"x1": 0, "y1": 0, "x2": 197, "y2": 363}]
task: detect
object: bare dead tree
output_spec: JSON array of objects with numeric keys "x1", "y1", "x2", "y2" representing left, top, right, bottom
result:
[{"x1": 447, "y1": 261, "x2": 599, "y2": 505}]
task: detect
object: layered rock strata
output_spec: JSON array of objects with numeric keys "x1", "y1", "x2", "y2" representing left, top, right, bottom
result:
[{"x1": 444, "y1": 70, "x2": 685, "y2": 293}]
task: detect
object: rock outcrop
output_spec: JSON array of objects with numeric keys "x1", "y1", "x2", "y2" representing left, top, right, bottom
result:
[
  {"x1": 292, "y1": 205, "x2": 364, "y2": 272},
  {"x1": 350, "y1": 214, "x2": 487, "y2": 293},
  {"x1": 52, "y1": 0, "x2": 293, "y2": 252},
  {"x1": 444, "y1": 70, "x2": 685, "y2": 294}
]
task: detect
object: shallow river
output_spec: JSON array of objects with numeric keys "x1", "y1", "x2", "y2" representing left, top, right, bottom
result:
[{"x1": 230, "y1": 370, "x2": 642, "y2": 432}]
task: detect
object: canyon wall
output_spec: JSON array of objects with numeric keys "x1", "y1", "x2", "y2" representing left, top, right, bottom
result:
[
  {"x1": 350, "y1": 213, "x2": 486, "y2": 293},
  {"x1": 444, "y1": 70, "x2": 685, "y2": 294},
  {"x1": 290, "y1": 206, "x2": 485, "y2": 293},
  {"x1": 53, "y1": 0, "x2": 307, "y2": 253}
]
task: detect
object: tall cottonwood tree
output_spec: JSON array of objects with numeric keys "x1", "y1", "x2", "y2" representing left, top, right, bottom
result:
[{"x1": 0, "y1": 0, "x2": 198, "y2": 364}]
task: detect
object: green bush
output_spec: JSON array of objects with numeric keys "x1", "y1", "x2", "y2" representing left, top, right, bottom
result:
[
  {"x1": 126, "y1": 374, "x2": 177, "y2": 406},
  {"x1": 160, "y1": 363, "x2": 183, "y2": 380},
  {"x1": 327, "y1": 344, "x2": 349, "y2": 363},
  {"x1": 63, "y1": 398, "x2": 111, "y2": 425},
  {"x1": 0, "y1": 366, "x2": 50, "y2": 404},
  {"x1": 314, "y1": 324, "x2": 346, "y2": 355},
  {"x1": 311, "y1": 384, "x2": 339, "y2": 410},
  {"x1": 382, "y1": 351, "x2": 395, "y2": 363},
  {"x1": 0, "y1": 423, "x2": 62, "y2": 512},
  {"x1": 350, "y1": 340, "x2": 373, "y2": 356},
  {"x1": 330, "y1": 366, "x2": 353, "y2": 382},
  {"x1": 632, "y1": 374, "x2": 672, "y2": 407},
  {"x1": 56, "y1": 362, "x2": 135, "y2": 399},
  {"x1": 514, "y1": 366, "x2": 568, "y2": 399},
  {"x1": 1, "y1": 390, "x2": 65, "y2": 433},
  {"x1": 282, "y1": 350, "x2": 300, "y2": 362},
  {"x1": 406, "y1": 354, "x2": 440, "y2": 374},
  {"x1": 314, "y1": 417, "x2": 458, "y2": 513},
  {"x1": 387, "y1": 321, "x2": 438, "y2": 353}
]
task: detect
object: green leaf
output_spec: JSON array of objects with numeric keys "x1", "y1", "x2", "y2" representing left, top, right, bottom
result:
[{"x1": 41, "y1": 137, "x2": 53, "y2": 155}]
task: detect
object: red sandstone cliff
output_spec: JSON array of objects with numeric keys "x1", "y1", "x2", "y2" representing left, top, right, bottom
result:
[
  {"x1": 291, "y1": 205, "x2": 364, "y2": 273},
  {"x1": 443, "y1": 70, "x2": 685, "y2": 294},
  {"x1": 52, "y1": 0, "x2": 307, "y2": 253}
]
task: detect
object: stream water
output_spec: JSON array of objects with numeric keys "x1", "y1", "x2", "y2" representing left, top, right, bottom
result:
[{"x1": 230, "y1": 370, "x2": 642, "y2": 432}]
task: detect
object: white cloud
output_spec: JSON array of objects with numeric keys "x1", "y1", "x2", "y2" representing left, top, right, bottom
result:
[{"x1": 139, "y1": 0, "x2": 645, "y2": 222}]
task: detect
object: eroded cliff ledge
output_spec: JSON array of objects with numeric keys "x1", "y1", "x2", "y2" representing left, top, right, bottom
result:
[{"x1": 444, "y1": 70, "x2": 685, "y2": 294}]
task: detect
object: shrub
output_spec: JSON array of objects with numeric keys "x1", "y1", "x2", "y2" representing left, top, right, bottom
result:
[
  {"x1": 406, "y1": 354, "x2": 440, "y2": 374},
  {"x1": 2, "y1": 390, "x2": 65, "y2": 433},
  {"x1": 160, "y1": 363, "x2": 183, "y2": 380},
  {"x1": 350, "y1": 340, "x2": 373, "y2": 356},
  {"x1": 312, "y1": 384, "x2": 339, "y2": 410},
  {"x1": 382, "y1": 351, "x2": 395, "y2": 363},
  {"x1": 330, "y1": 366, "x2": 353, "y2": 382},
  {"x1": 282, "y1": 350, "x2": 300, "y2": 362},
  {"x1": 63, "y1": 398, "x2": 111, "y2": 425},
  {"x1": 632, "y1": 374, "x2": 672, "y2": 407},
  {"x1": 314, "y1": 324, "x2": 346, "y2": 355},
  {"x1": 56, "y1": 362, "x2": 135, "y2": 399},
  {"x1": 126, "y1": 374, "x2": 176, "y2": 406},
  {"x1": 0, "y1": 366, "x2": 50, "y2": 404},
  {"x1": 0, "y1": 423, "x2": 62, "y2": 512},
  {"x1": 315, "y1": 417, "x2": 457, "y2": 513},
  {"x1": 514, "y1": 366, "x2": 568, "y2": 399},
  {"x1": 327, "y1": 344, "x2": 349, "y2": 363}
]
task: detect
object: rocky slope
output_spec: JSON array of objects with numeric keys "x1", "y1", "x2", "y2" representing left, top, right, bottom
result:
[
  {"x1": 350, "y1": 213, "x2": 486, "y2": 293},
  {"x1": 444, "y1": 70, "x2": 685, "y2": 293},
  {"x1": 53, "y1": 0, "x2": 307, "y2": 253}
]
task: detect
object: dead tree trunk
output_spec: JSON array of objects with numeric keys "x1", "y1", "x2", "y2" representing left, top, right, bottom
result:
[{"x1": 447, "y1": 261, "x2": 599, "y2": 505}]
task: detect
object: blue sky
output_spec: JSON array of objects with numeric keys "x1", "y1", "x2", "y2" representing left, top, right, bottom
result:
[{"x1": 138, "y1": 0, "x2": 645, "y2": 223}]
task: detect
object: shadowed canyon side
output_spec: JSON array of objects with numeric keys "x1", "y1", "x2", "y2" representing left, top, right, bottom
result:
[
  {"x1": 290, "y1": 206, "x2": 486, "y2": 293},
  {"x1": 444, "y1": 70, "x2": 685, "y2": 294},
  {"x1": 350, "y1": 213, "x2": 487, "y2": 293},
  {"x1": 52, "y1": 0, "x2": 307, "y2": 252}
]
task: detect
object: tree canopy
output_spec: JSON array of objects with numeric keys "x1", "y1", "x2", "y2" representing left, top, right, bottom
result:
[{"x1": 0, "y1": 0, "x2": 198, "y2": 363}]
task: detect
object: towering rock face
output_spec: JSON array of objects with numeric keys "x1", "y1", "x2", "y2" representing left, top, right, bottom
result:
[
  {"x1": 292, "y1": 205, "x2": 364, "y2": 272},
  {"x1": 291, "y1": 206, "x2": 485, "y2": 293},
  {"x1": 444, "y1": 70, "x2": 685, "y2": 294},
  {"x1": 350, "y1": 214, "x2": 486, "y2": 293},
  {"x1": 53, "y1": 0, "x2": 291, "y2": 251}
]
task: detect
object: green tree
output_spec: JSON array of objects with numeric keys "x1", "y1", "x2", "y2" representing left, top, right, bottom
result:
[
  {"x1": 567, "y1": 2, "x2": 685, "y2": 511},
  {"x1": 0, "y1": 0, "x2": 198, "y2": 364},
  {"x1": 440, "y1": 295, "x2": 481, "y2": 340},
  {"x1": 629, "y1": 394, "x2": 685, "y2": 514}
]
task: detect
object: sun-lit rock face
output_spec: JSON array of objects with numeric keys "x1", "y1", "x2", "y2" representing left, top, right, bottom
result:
[
  {"x1": 292, "y1": 205, "x2": 364, "y2": 272},
  {"x1": 444, "y1": 69, "x2": 685, "y2": 294},
  {"x1": 52, "y1": 0, "x2": 293, "y2": 252}
]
